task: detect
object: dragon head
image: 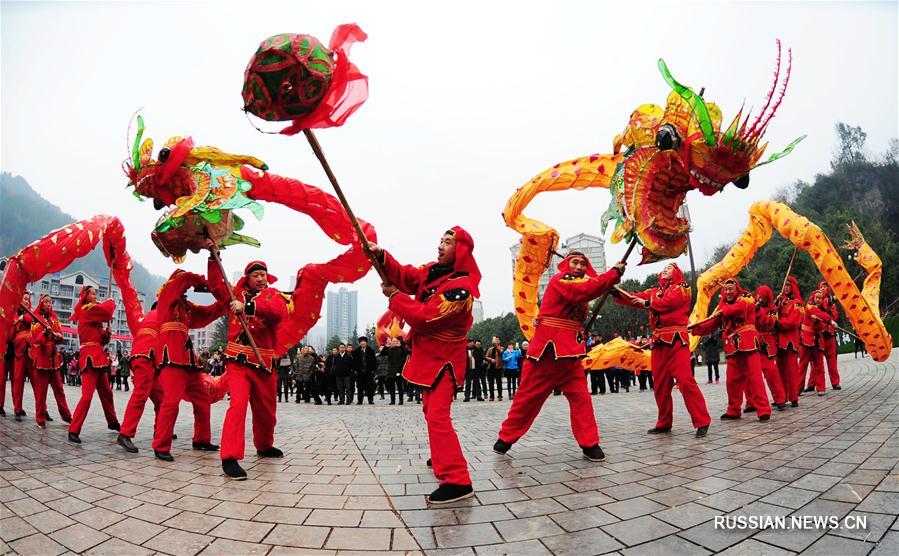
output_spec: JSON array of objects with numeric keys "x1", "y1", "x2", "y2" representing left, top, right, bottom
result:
[{"x1": 123, "y1": 116, "x2": 197, "y2": 210}]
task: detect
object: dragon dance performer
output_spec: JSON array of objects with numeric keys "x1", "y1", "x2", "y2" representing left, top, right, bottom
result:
[
  {"x1": 1, "y1": 341, "x2": 11, "y2": 415},
  {"x1": 117, "y1": 303, "x2": 163, "y2": 453},
  {"x1": 371, "y1": 227, "x2": 481, "y2": 504},
  {"x1": 752, "y1": 286, "x2": 787, "y2": 411},
  {"x1": 29, "y1": 295, "x2": 72, "y2": 428},
  {"x1": 210, "y1": 259, "x2": 288, "y2": 480},
  {"x1": 613, "y1": 263, "x2": 711, "y2": 437},
  {"x1": 494, "y1": 252, "x2": 625, "y2": 461},
  {"x1": 816, "y1": 281, "x2": 841, "y2": 390},
  {"x1": 690, "y1": 278, "x2": 771, "y2": 421},
  {"x1": 151, "y1": 266, "x2": 225, "y2": 461},
  {"x1": 798, "y1": 289, "x2": 834, "y2": 396},
  {"x1": 10, "y1": 292, "x2": 35, "y2": 422},
  {"x1": 775, "y1": 276, "x2": 804, "y2": 406},
  {"x1": 68, "y1": 285, "x2": 120, "y2": 443}
]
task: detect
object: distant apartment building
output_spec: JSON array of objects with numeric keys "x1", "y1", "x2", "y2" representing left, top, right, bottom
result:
[
  {"x1": 509, "y1": 233, "x2": 607, "y2": 300},
  {"x1": 472, "y1": 299, "x2": 484, "y2": 324},
  {"x1": 326, "y1": 287, "x2": 358, "y2": 343}
]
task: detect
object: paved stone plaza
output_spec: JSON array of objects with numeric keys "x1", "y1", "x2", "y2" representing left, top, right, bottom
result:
[{"x1": 1, "y1": 353, "x2": 897, "y2": 555}]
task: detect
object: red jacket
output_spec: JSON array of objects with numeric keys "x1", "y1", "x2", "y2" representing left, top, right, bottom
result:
[
  {"x1": 155, "y1": 270, "x2": 225, "y2": 369},
  {"x1": 756, "y1": 303, "x2": 779, "y2": 358},
  {"x1": 693, "y1": 294, "x2": 760, "y2": 357},
  {"x1": 382, "y1": 252, "x2": 474, "y2": 388},
  {"x1": 615, "y1": 283, "x2": 691, "y2": 346},
  {"x1": 529, "y1": 268, "x2": 621, "y2": 360},
  {"x1": 76, "y1": 300, "x2": 116, "y2": 370},
  {"x1": 12, "y1": 312, "x2": 34, "y2": 359},
  {"x1": 29, "y1": 312, "x2": 63, "y2": 370},
  {"x1": 776, "y1": 299, "x2": 803, "y2": 351},
  {"x1": 131, "y1": 309, "x2": 160, "y2": 361},
  {"x1": 800, "y1": 303, "x2": 831, "y2": 348},
  {"x1": 820, "y1": 299, "x2": 839, "y2": 337}
]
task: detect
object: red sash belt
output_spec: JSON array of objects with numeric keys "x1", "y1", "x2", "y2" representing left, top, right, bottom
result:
[
  {"x1": 160, "y1": 322, "x2": 189, "y2": 334},
  {"x1": 727, "y1": 324, "x2": 757, "y2": 339},
  {"x1": 136, "y1": 328, "x2": 158, "y2": 337},
  {"x1": 537, "y1": 317, "x2": 582, "y2": 331},
  {"x1": 425, "y1": 331, "x2": 467, "y2": 343},
  {"x1": 80, "y1": 342, "x2": 101, "y2": 348},
  {"x1": 653, "y1": 325, "x2": 688, "y2": 337},
  {"x1": 225, "y1": 342, "x2": 275, "y2": 359}
]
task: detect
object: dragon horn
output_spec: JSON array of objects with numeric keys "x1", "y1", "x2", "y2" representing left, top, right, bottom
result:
[
  {"x1": 658, "y1": 58, "x2": 717, "y2": 147},
  {"x1": 131, "y1": 115, "x2": 145, "y2": 171}
]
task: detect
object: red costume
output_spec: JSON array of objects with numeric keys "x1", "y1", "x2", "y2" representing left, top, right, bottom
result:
[
  {"x1": 692, "y1": 279, "x2": 771, "y2": 419},
  {"x1": 211, "y1": 260, "x2": 288, "y2": 463},
  {"x1": 68, "y1": 287, "x2": 119, "y2": 436},
  {"x1": 498, "y1": 254, "x2": 621, "y2": 449},
  {"x1": 817, "y1": 281, "x2": 841, "y2": 388},
  {"x1": 615, "y1": 263, "x2": 711, "y2": 432},
  {"x1": 11, "y1": 305, "x2": 35, "y2": 417},
  {"x1": 152, "y1": 269, "x2": 225, "y2": 454},
  {"x1": 775, "y1": 276, "x2": 803, "y2": 403},
  {"x1": 119, "y1": 308, "x2": 163, "y2": 440},
  {"x1": 754, "y1": 286, "x2": 786, "y2": 406},
  {"x1": 798, "y1": 298, "x2": 831, "y2": 394},
  {"x1": 380, "y1": 226, "x2": 480, "y2": 488},
  {"x1": 29, "y1": 295, "x2": 72, "y2": 426}
]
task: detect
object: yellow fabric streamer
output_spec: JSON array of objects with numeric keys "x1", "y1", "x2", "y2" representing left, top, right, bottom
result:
[{"x1": 583, "y1": 338, "x2": 651, "y2": 372}]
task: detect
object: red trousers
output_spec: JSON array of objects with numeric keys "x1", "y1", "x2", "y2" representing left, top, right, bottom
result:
[
  {"x1": 422, "y1": 370, "x2": 471, "y2": 486},
  {"x1": 800, "y1": 345, "x2": 826, "y2": 392},
  {"x1": 120, "y1": 357, "x2": 163, "y2": 439},
  {"x1": 757, "y1": 355, "x2": 786, "y2": 405},
  {"x1": 776, "y1": 349, "x2": 800, "y2": 402},
  {"x1": 68, "y1": 368, "x2": 119, "y2": 435},
  {"x1": 153, "y1": 366, "x2": 212, "y2": 452},
  {"x1": 822, "y1": 335, "x2": 840, "y2": 387},
  {"x1": 652, "y1": 343, "x2": 710, "y2": 429},
  {"x1": 12, "y1": 356, "x2": 34, "y2": 414},
  {"x1": 725, "y1": 351, "x2": 771, "y2": 417},
  {"x1": 0, "y1": 354, "x2": 10, "y2": 409},
  {"x1": 499, "y1": 355, "x2": 599, "y2": 447},
  {"x1": 33, "y1": 368, "x2": 71, "y2": 425},
  {"x1": 220, "y1": 363, "x2": 277, "y2": 461}
]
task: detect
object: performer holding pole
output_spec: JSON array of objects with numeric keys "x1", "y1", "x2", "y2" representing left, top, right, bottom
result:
[
  {"x1": 117, "y1": 302, "x2": 163, "y2": 453},
  {"x1": 816, "y1": 281, "x2": 842, "y2": 391},
  {"x1": 494, "y1": 251, "x2": 625, "y2": 461},
  {"x1": 369, "y1": 227, "x2": 481, "y2": 504},
  {"x1": 775, "y1": 276, "x2": 804, "y2": 406},
  {"x1": 28, "y1": 294, "x2": 71, "y2": 428},
  {"x1": 11, "y1": 293, "x2": 36, "y2": 422},
  {"x1": 613, "y1": 263, "x2": 711, "y2": 437},
  {"x1": 753, "y1": 286, "x2": 788, "y2": 411}
]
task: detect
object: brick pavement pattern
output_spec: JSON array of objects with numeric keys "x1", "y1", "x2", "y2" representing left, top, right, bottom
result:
[{"x1": 0, "y1": 353, "x2": 897, "y2": 555}]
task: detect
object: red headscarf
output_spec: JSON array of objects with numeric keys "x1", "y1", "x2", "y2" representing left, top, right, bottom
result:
[
  {"x1": 448, "y1": 226, "x2": 481, "y2": 298},
  {"x1": 817, "y1": 280, "x2": 833, "y2": 296},
  {"x1": 783, "y1": 275, "x2": 803, "y2": 303},
  {"x1": 37, "y1": 294, "x2": 58, "y2": 320},
  {"x1": 756, "y1": 285, "x2": 774, "y2": 307},
  {"x1": 658, "y1": 262, "x2": 687, "y2": 288},
  {"x1": 557, "y1": 251, "x2": 598, "y2": 278},
  {"x1": 71, "y1": 285, "x2": 94, "y2": 322},
  {"x1": 235, "y1": 260, "x2": 278, "y2": 292}
]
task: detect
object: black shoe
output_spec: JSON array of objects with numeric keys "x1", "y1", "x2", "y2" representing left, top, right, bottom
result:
[
  {"x1": 647, "y1": 427, "x2": 672, "y2": 434},
  {"x1": 369, "y1": 400, "x2": 374, "y2": 405},
  {"x1": 720, "y1": 413, "x2": 741, "y2": 420},
  {"x1": 326, "y1": 400, "x2": 331, "y2": 405},
  {"x1": 172, "y1": 433, "x2": 178, "y2": 440},
  {"x1": 108, "y1": 422, "x2": 121, "y2": 432},
  {"x1": 154, "y1": 451, "x2": 174, "y2": 462},
  {"x1": 192, "y1": 442, "x2": 220, "y2": 451},
  {"x1": 695, "y1": 426, "x2": 709, "y2": 438},
  {"x1": 743, "y1": 406, "x2": 756, "y2": 413},
  {"x1": 68, "y1": 432, "x2": 81, "y2": 443},
  {"x1": 62, "y1": 417, "x2": 71, "y2": 424},
  {"x1": 463, "y1": 398, "x2": 470, "y2": 402},
  {"x1": 117, "y1": 434, "x2": 138, "y2": 453},
  {"x1": 833, "y1": 385, "x2": 842, "y2": 390},
  {"x1": 257, "y1": 447, "x2": 283, "y2": 458},
  {"x1": 476, "y1": 398, "x2": 484, "y2": 402},
  {"x1": 493, "y1": 439, "x2": 512, "y2": 455},
  {"x1": 0, "y1": 407, "x2": 5, "y2": 416},
  {"x1": 15, "y1": 414, "x2": 22, "y2": 422},
  {"x1": 776, "y1": 403, "x2": 786, "y2": 410},
  {"x1": 315, "y1": 400, "x2": 323, "y2": 405},
  {"x1": 45, "y1": 415, "x2": 54, "y2": 422},
  {"x1": 427, "y1": 483, "x2": 474, "y2": 504},
  {"x1": 759, "y1": 414, "x2": 771, "y2": 421},
  {"x1": 791, "y1": 400, "x2": 799, "y2": 408},
  {"x1": 222, "y1": 458, "x2": 247, "y2": 480},
  {"x1": 582, "y1": 445, "x2": 605, "y2": 462},
  {"x1": 804, "y1": 387, "x2": 814, "y2": 393},
  {"x1": 389, "y1": 401, "x2": 396, "y2": 405},
  {"x1": 357, "y1": 402, "x2": 363, "y2": 405},
  {"x1": 426, "y1": 458, "x2": 432, "y2": 467}
]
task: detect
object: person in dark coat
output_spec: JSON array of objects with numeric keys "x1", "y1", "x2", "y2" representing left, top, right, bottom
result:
[{"x1": 703, "y1": 334, "x2": 721, "y2": 384}]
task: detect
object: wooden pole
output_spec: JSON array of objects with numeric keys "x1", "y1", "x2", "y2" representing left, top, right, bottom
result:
[
  {"x1": 207, "y1": 242, "x2": 270, "y2": 374},
  {"x1": 302, "y1": 129, "x2": 390, "y2": 284},
  {"x1": 584, "y1": 237, "x2": 639, "y2": 333},
  {"x1": 779, "y1": 244, "x2": 799, "y2": 296},
  {"x1": 21, "y1": 302, "x2": 62, "y2": 341},
  {"x1": 811, "y1": 314, "x2": 862, "y2": 342}
]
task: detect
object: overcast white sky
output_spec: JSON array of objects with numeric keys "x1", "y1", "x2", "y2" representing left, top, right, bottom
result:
[{"x1": 2, "y1": 1, "x2": 897, "y2": 339}]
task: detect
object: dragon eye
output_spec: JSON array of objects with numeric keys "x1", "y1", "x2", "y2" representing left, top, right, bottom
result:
[
  {"x1": 733, "y1": 174, "x2": 750, "y2": 189},
  {"x1": 655, "y1": 124, "x2": 682, "y2": 151},
  {"x1": 158, "y1": 147, "x2": 171, "y2": 163}
]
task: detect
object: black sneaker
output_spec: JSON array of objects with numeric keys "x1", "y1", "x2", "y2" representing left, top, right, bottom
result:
[
  {"x1": 192, "y1": 442, "x2": 220, "y2": 451},
  {"x1": 493, "y1": 438, "x2": 511, "y2": 455},
  {"x1": 743, "y1": 406, "x2": 756, "y2": 413},
  {"x1": 172, "y1": 434, "x2": 178, "y2": 440},
  {"x1": 427, "y1": 483, "x2": 474, "y2": 504},
  {"x1": 463, "y1": 398, "x2": 470, "y2": 402},
  {"x1": 791, "y1": 400, "x2": 799, "y2": 408},
  {"x1": 759, "y1": 414, "x2": 771, "y2": 421},
  {"x1": 154, "y1": 451, "x2": 174, "y2": 462},
  {"x1": 45, "y1": 415, "x2": 54, "y2": 422},
  {"x1": 15, "y1": 413, "x2": 22, "y2": 422},
  {"x1": 426, "y1": 458, "x2": 432, "y2": 467},
  {"x1": 720, "y1": 413, "x2": 741, "y2": 420},
  {"x1": 68, "y1": 432, "x2": 81, "y2": 443},
  {"x1": 695, "y1": 426, "x2": 709, "y2": 438},
  {"x1": 647, "y1": 427, "x2": 672, "y2": 434},
  {"x1": 804, "y1": 387, "x2": 815, "y2": 393},
  {"x1": 0, "y1": 407, "x2": 5, "y2": 415},
  {"x1": 776, "y1": 403, "x2": 787, "y2": 411},
  {"x1": 108, "y1": 422, "x2": 121, "y2": 432},
  {"x1": 257, "y1": 447, "x2": 284, "y2": 458},
  {"x1": 117, "y1": 434, "x2": 138, "y2": 453},
  {"x1": 222, "y1": 458, "x2": 247, "y2": 480},
  {"x1": 582, "y1": 445, "x2": 605, "y2": 462},
  {"x1": 833, "y1": 385, "x2": 842, "y2": 391}
]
